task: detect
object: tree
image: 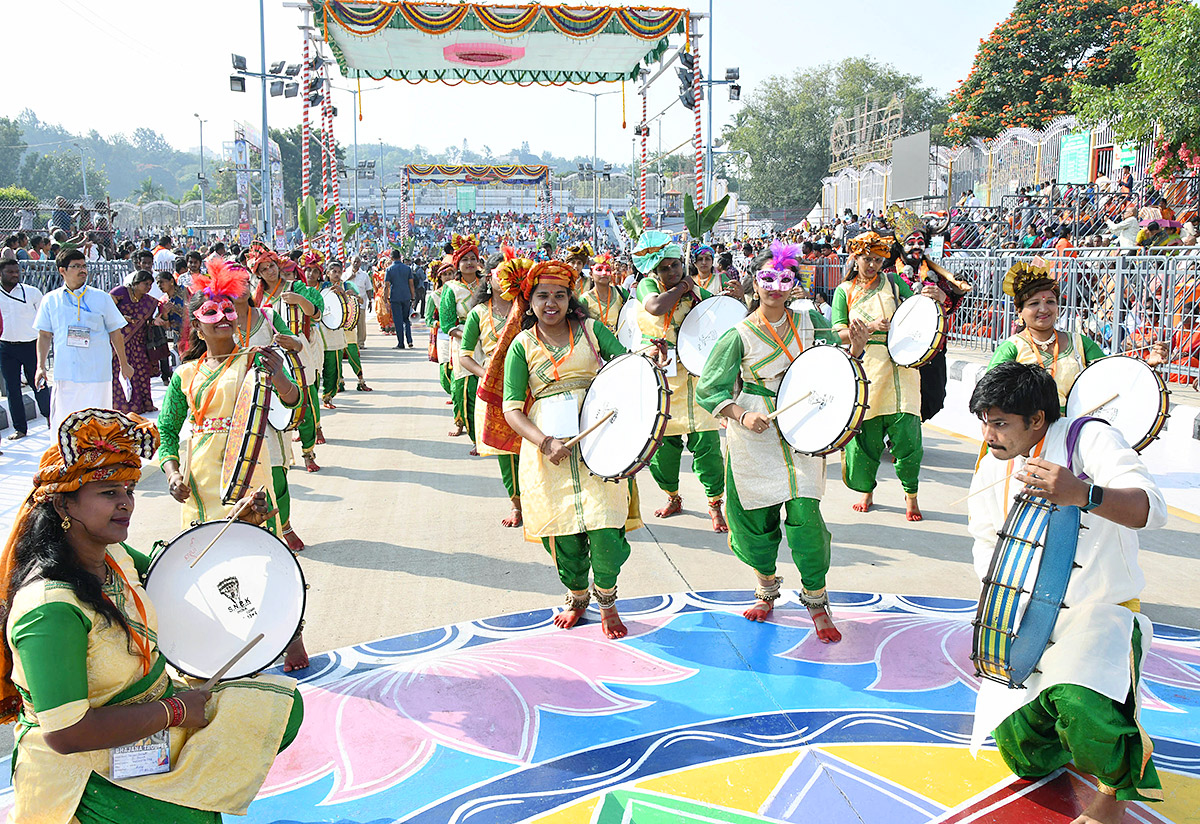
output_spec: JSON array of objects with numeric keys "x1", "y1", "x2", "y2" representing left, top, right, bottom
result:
[
  {"x1": 945, "y1": 0, "x2": 1180, "y2": 142},
  {"x1": 724, "y1": 57, "x2": 945, "y2": 214},
  {"x1": 18, "y1": 150, "x2": 108, "y2": 201},
  {"x1": 1073, "y1": 2, "x2": 1200, "y2": 186},
  {"x1": 0, "y1": 118, "x2": 26, "y2": 188},
  {"x1": 131, "y1": 176, "x2": 167, "y2": 205}
]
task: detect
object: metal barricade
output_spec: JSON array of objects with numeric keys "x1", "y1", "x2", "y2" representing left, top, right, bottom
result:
[{"x1": 17, "y1": 260, "x2": 132, "y2": 294}]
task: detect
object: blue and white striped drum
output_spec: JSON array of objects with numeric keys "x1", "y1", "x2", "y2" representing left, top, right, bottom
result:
[{"x1": 971, "y1": 492, "x2": 1082, "y2": 688}]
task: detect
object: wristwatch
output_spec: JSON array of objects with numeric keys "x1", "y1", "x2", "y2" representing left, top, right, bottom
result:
[{"x1": 1081, "y1": 484, "x2": 1105, "y2": 512}]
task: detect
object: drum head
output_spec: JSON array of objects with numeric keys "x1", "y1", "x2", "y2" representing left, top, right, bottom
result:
[
  {"x1": 616, "y1": 299, "x2": 641, "y2": 350},
  {"x1": 321, "y1": 288, "x2": 345, "y2": 330},
  {"x1": 776, "y1": 345, "x2": 862, "y2": 454},
  {"x1": 267, "y1": 353, "x2": 303, "y2": 431},
  {"x1": 221, "y1": 370, "x2": 270, "y2": 504},
  {"x1": 888, "y1": 295, "x2": 943, "y2": 367},
  {"x1": 579, "y1": 354, "x2": 668, "y2": 479},
  {"x1": 1065, "y1": 355, "x2": 1168, "y2": 452},
  {"x1": 144, "y1": 521, "x2": 306, "y2": 680},
  {"x1": 676, "y1": 295, "x2": 748, "y2": 376}
]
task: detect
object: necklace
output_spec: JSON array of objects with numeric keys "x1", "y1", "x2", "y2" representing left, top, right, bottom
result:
[{"x1": 1028, "y1": 330, "x2": 1056, "y2": 348}]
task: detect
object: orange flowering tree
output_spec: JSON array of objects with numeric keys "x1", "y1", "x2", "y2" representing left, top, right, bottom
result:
[
  {"x1": 1074, "y1": 2, "x2": 1200, "y2": 186},
  {"x1": 945, "y1": 0, "x2": 1180, "y2": 142}
]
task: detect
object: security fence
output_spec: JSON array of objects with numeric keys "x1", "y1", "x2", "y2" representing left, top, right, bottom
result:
[{"x1": 17, "y1": 260, "x2": 131, "y2": 295}]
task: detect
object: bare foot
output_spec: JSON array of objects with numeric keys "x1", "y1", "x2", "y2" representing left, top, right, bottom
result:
[
  {"x1": 708, "y1": 500, "x2": 729, "y2": 533},
  {"x1": 501, "y1": 506, "x2": 522, "y2": 528},
  {"x1": 852, "y1": 492, "x2": 873, "y2": 513},
  {"x1": 283, "y1": 635, "x2": 309, "y2": 672},
  {"x1": 448, "y1": 425, "x2": 465, "y2": 437},
  {"x1": 600, "y1": 607, "x2": 628, "y2": 639},
  {"x1": 322, "y1": 399, "x2": 336, "y2": 410},
  {"x1": 655, "y1": 494, "x2": 683, "y2": 518},
  {"x1": 315, "y1": 428, "x2": 326, "y2": 445},
  {"x1": 1071, "y1": 790, "x2": 1128, "y2": 824},
  {"x1": 303, "y1": 453, "x2": 321, "y2": 473},
  {"x1": 468, "y1": 447, "x2": 479, "y2": 456},
  {"x1": 743, "y1": 599, "x2": 773, "y2": 622},
  {"x1": 554, "y1": 604, "x2": 587, "y2": 630},
  {"x1": 283, "y1": 528, "x2": 305, "y2": 552},
  {"x1": 905, "y1": 494, "x2": 923, "y2": 522},
  {"x1": 356, "y1": 380, "x2": 373, "y2": 392},
  {"x1": 808, "y1": 605, "x2": 842, "y2": 643}
]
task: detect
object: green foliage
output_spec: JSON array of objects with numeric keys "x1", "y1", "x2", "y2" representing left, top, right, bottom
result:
[
  {"x1": 18, "y1": 150, "x2": 108, "y2": 201},
  {"x1": 0, "y1": 185, "x2": 35, "y2": 202},
  {"x1": 343, "y1": 220, "x2": 362, "y2": 242},
  {"x1": 622, "y1": 209, "x2": 644, "y2": 243},
  {"x1": 0, "y1": 118, "x2": 26, "y2": 188},
  {"x1": 1073, "y1": 1, "x2": 1200, "y2": 184},
  {"x1": 131, "y1": 176, "x2": 167, "y2": 205},
  {"x1": 946, "y1": 0, "x2": 1178, "y2": 141},
  {"x1": 684, "y1": 194, "x2": 730, "y2": 240},
  {"x1": 724, "y1": 57, "x2": 946, "y2": 214}
]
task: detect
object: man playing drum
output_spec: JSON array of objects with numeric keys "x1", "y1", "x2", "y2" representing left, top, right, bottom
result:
[
  {"x1": 967, "y1": 362, "x2": 1166, "y2": 824},
  {"x1": 634, "y1": 231, "x2": 728, "y2": 532},
  {"x1": 697, "y1": 241, "x2": 868, "y2": 642}
]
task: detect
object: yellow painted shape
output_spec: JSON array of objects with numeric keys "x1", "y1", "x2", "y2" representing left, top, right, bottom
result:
[
  {"x1": 528, "y1": 796, "x2": 600, "y2": 824},
  {"x1": 819, "y1": 744, "x2": 1013, "y2": 808},
  {"x1": 634, "y1": 750, "x2": 801, "y2": 812},
  {"x1": 1159, "y1": 769, "x2": 1200, "y2": 824}
]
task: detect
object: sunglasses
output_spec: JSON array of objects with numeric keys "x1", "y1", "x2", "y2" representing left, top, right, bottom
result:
[
  {"x1": 755, "y1": 269, "x2": 796, "y2": 292},
  {"x1": 192, "y1": 298, "x2": 239, "y2": 324}
]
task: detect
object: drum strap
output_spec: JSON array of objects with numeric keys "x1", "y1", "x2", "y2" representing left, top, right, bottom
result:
[
  {"x1": 1065, "y1": 415, "x2": 1109, "y2": 480},
  {"x1": 741, "y1": 382, "x2": 777, "y2": 399}
]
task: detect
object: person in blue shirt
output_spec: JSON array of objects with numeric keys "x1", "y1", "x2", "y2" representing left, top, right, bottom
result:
[
  {"x1": 383, "y1": 250, "x2": 416, "y2": 349},
  {"x1": 33, "y1": 249, "x2": 131, "y2": 433}
]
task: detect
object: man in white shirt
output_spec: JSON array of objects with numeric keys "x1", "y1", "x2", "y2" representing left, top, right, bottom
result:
[
  {"x1": 152, "y1": 235, "x2": 176, "y2": 273},
  {"x1": 0, "y1": 258, "x2": 51, "y2": 438},
  {"x1": 34, "y1": 249, "x2": 132, "y2": 433},
  {"x1": 348, "y1": 256, "x2": 371, "y2": 348},
  {"x1": 966, "y1": 362, "x2": 1165, "y2": 823}
]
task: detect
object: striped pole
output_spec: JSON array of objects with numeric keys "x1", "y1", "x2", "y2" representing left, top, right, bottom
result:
[
  {"x1": 327, "y1": 67, "x2": 344, "y2": 259},
  {"x1": 640, "y1": 78, "x2": 648, "y2": 223},
  {"x1": 691, "y1": 21, "x2": 704, "y2": 210},
  {"x1": 320, "y1": 68, "x2": 333, "y2": 258},
  {"x1": 301, "y1": 32, "x2": 311, "y2": 249}
]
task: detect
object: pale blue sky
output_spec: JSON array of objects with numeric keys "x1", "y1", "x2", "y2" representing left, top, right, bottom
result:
[{"x1": 11, "y1": 0, "x2": 1013, "y2": 164}]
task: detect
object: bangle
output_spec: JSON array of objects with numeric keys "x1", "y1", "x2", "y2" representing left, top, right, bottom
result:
[
  {"x1": 539, "y1": 435, "x2": 555, "y2": 455},
  {"x1": 159, "y1": 700, "x2": 172, "y2": 730},
  {"x1": 162, "y1": 696, "x2": 186, "y2": 727},
  {"x1": 738, "y1": 410, "x2": 751, "y2": 428}
]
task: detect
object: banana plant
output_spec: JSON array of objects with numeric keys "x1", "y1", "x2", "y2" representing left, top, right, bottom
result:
[
  {"x1": 684, "y1": 193, "x2": 730, "y2": 242},
  {"x1": 622, "y1": 209, "x2": 644, "y2": 244},
  {"x1": 342, "y1": 221, "x2": 362, "y2": 243},
  {"x1": 296, "y1": 195, "x2": 336, "y2": 242}
]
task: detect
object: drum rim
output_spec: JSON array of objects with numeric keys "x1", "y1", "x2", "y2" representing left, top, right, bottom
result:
[
  {"x1": 887, "y1": 295, "x2": 948, "y2": 368},
  {"x1": 676, "y1": 295, "x2": 749, "y2": 376},
  {"x1": 777, "y1": 345, "x2": 869, "y2": 456},
  {"x1": 339, "y1": 293, "x2": 360, "y2": 331},
  {"x1": 320, "y1": 287, "x2": 347, "y2": 330},
  {"x1": 221, "y1": 370, "x2": 270, "y2": 504},
  {"x1": 1065, "y1": 354, "x2": 1171, "y2": 452},
  {"x1": 143, "y1": 520, "x2": 307, "y2": 681},
  {"x1": 579, "y1": 353, "x2": 671, "y2": 480}
]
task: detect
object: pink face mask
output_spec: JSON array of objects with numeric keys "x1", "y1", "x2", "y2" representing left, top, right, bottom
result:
[
  {"x1": 192, "y1": 298, "x2": 239, "y2": 324},
  {"x1": 755, "y1": 269, "x2": 795, "y2": 293}
]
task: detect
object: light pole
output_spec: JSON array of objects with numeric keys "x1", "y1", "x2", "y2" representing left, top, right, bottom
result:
[
  {"x1": 71, "y1": 143, "x2": 88, "y2": 200},
  {"x1": 194, "y1": 114, "x2": 208, "y2": 228},
  {"x1": 257, "y1": 0, "x2": 273, "y2": 237},
  {"x1": 566, "y1": 87, "x2": 621, "y2": 252}
]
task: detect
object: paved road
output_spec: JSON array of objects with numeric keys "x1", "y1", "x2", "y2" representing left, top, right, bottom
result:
[{"x1": 110, "y1": 319, "x2": 1200, "y2": 659}]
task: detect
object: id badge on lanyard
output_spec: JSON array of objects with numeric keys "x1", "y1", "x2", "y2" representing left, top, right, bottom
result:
[
  {"x1": 110, "y1": 729, "x2": 171, "y2": 779},
  {"x1": 538, "y1": 393, "x2": 580, "y2": 439},
  {"x1": 67, "y1": 325, "x2": 91, "y2": 348}
]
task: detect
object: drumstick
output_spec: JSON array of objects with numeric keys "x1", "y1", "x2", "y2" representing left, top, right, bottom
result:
[
  {"x1": 1083, "y1": 392, "x2": 1120, "y2": 415},
  {"x1": 189, "y1": 485, "x2": 266, "y2": 569},
  {"x1": 201, "y1": 633, "x2": 265, "y2": 689},
  {"x1": 765, "y1": 391, "x2": 813, "y2": 420},
  {"x1": 561, "y1": 410, "x2": 616, "y2": 449}
]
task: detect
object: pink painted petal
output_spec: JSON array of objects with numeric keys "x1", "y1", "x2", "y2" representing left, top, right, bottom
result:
[{"x1": 1142, "y1": 642, "x2": 1200, "y2": 690}]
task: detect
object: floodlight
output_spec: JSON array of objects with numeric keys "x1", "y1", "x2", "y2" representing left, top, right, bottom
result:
[
  {"x1": 284, "y1": 83, "x2": 299, "y2": 98},
  {"x1": 725, "y1": 68, "x2": 740, "y2": 82},
  {"x1": 270, "y1": 80, "x2": 284, "y2": 97},
  {"x1": 230, "y1": 75, "x2": 247, "y2": 93},
  {"x1": 285, "y1": 64, "x2": 302, "y2": 77},
  {"x1": 232, "y1": 54, "x2": 247, "y2": 71},
  {"x1": 270, "y1": 60, "x2": 286, "y2": 74}
]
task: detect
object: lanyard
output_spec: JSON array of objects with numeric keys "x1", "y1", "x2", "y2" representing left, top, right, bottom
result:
[
  {"x1": 757, "y1": 311, "x2": 802, "y2": 362},
  {"x1": 104, "y1": 555, "x2": 153, "y2": 675},
  {"x1": 534, "y1": 322, "x2": 575, "y2": 382},
  {"x1": 846, "y1": 276, "x2": 879, "y2": 312},
  {"x1": 260, "y1": 277, "x2": 285, "y2": 308},
  {"x1": 1023, "y1": 329, "x2": 1059, "y2": 379},
  {"x1": 189, "y1": 323, "x2": 250, "y2": 426},
  {"x1": 65, "y1": 285, "x2": 89, "y2": 321},
  {"x1": 594, "y1": 285, "x2": 619, "y2": 325}
]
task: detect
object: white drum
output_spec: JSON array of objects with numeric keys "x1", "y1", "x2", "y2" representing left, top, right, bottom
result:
[
  {"x1": 144, "y1": 521, "x2": 306, "y2": 681},
  {"x1": 676, "y1": 295, "x2": 748, "y2": 376},
  {"x1": 266, "y1": 349, "x2": 305, "y2": 432},
  {"x1": 775, "y1": 345, "x2": 870, "y2": 455},
  {"x1": 887, "y1": 295, "x2": 947, "y2": 368},
  {"x1": 578, "y1": 353, "x2": 670, "y2": 479},
  {"x1": 320, "y1": 288, "x2": 346, "y2": 330},
  {"x1": 616, "y1": 299, "x2": 642, "y2": 350},
  {"x1": 1065, "y1": 355, "x2": 1169, "y2": 453}
]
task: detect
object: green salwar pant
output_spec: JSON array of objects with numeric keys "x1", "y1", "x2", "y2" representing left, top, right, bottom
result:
[
  {"x1": 649, "y1": 430, "x2": 724, "y2": 499},
  {"x1": 451, "y1": 374, "x2": 478, "y2": 439},
  {"x1": 322, "y1": 350, "x2": 343, "y2": 399},
  {"x1": 344, "y1": 343, "x2": 364, "y2": 380},
  {"x1": 439, "y1": 363, "x2": 453, "y2": 397},
  {"x1": 540, "y1": 528, "x2": 631, "y2": 591},
  {"x1": 842, "y1": 411, "x2": 923, "y2": 495},
  {"x1": 724, "y1": 462, "x2": 831, "y2": 592},
  {"x1": 74, "y1": 689, "x2": 305, "y2": 823},
  {"x1": 297, "y1": 382, "x2": 319, "y2": 451},
  {"x1": 498, "y1": 453, "x2": 521, "y2": 499},
  {"x1": 992, "y1": 621, "x2": 1161, "y2": 803},
  {"x1": 272, "y1": 465, "x2": 292, "y2": 531}
]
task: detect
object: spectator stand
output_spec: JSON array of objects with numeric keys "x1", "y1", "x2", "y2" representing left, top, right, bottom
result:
[{"x1": 399, "y1": 165, "x2": 553, "y2": 242}]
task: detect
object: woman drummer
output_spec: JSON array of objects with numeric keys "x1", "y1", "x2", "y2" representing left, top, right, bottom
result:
[
  {"x1": 427, "y1": 257, "x2": 456, "y2": 402},
  {"x1": 987, "y1": 261, "x2": 1166, "y2": 410},
  {"x1": 461, "y1": 250, "x2": 522, "y2": 526},
  {"x1": 698, "y1": 242, "x2": 868, "y2": 642},
  {"x1": 580, "y1": 252, "x2": 629, "y2": 332},
  {"x1": 439, "y1": 235, "x2": 483, "y2": 440},
  {"x1": 691, "y1": 243, "x2": 735, "y2": 295},
  {"x1": 0, "y1": 408, "x2": 303, "y2": 823},
  {"x1": 832, "y1": 232, "x2": 943, "y2": 521},
  {"x1": 298, "y1": 251, "x2": 333, "y2": 448},
  {"x1": 493, "y1": 258, "x2": 638, "y2": 639},
  {"x1": 249, "y1": 245, "x2": 322, "y2": 473}
]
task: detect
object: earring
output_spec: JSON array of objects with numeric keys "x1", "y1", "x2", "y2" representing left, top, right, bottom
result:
[{"x1": 61, "y1": 516, "x2": 71, "y2": 531}]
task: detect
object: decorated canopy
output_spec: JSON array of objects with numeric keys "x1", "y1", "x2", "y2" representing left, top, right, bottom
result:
[
  {"x1": 403, "y1": 164, "x2": 551, "y2": 187},
  {"x1": 307, "y1": 1, "x2": 688, "y2": 84}
]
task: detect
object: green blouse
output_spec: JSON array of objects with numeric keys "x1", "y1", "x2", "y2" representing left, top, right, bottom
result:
[
  {"x1": 503, "y1": 320, "x2": 626, "y2": 404},
  {"x1": 988, "y1": 334, "x2": 1106, "y2": 370}
]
